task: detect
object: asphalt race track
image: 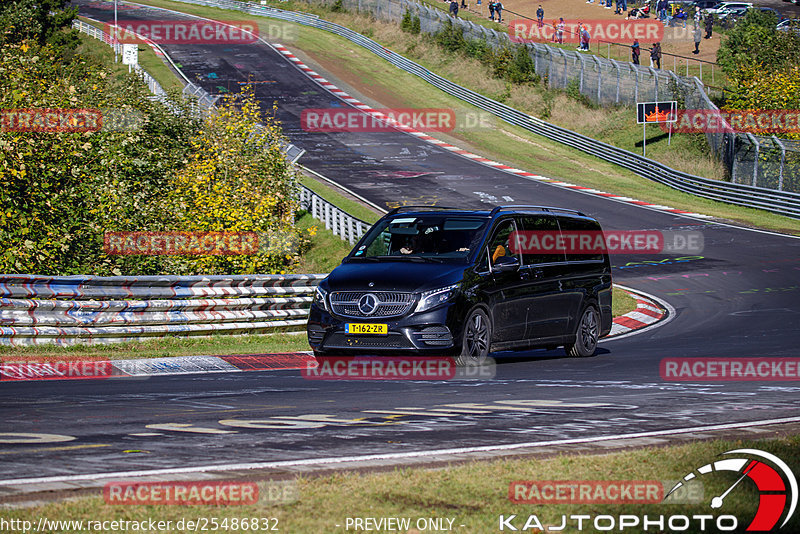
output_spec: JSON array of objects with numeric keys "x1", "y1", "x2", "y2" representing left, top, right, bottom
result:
[{"x1": 2, "y1": 1, "x2": 800, "y2": 483}]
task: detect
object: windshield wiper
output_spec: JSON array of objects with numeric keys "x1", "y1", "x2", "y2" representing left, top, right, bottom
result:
[{"x1": 399, "y1": 255, "x2": 446, "y2": 263}]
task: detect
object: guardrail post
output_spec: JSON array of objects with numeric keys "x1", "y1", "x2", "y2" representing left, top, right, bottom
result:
[
  {"x1": 579, "y1": 54, "x2": 585, "y2": 93},
  {"x1": 610, "y1": 59, "x2": 621, "y2": 104},
  {"x1": 594, "y1": 57, "x2": 602, "y2": 103},
  {"x1": 746, "y1": 132, "x2": 760, "y2": 187},
  {"x1": 772, "y1": 135, "x2": 786, "y2": 191},
  {"x1": 649, "y1": 67, "x2": 658, "y2": 101},
  {"x1": 634, "y1": 65, "x2": 639, "y2": 103}
]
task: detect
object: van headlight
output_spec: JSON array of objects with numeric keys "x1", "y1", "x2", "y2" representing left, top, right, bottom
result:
[
  {"x1": 313, "y1": 286, "x2": 329, "y2": 312},
  {"x1": 415, "y1": 284, "x2": 460, "y2": 313}
]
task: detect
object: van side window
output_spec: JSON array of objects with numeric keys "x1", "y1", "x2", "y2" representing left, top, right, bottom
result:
[
  {"x1": 556, "y1": 216, "x2": 605, "y2": 262},
  {"x1": 518, "y1": 215, "x2": 565, "y2": 265},
  {"x1": 486, "y1": 219, "x2": 519, "y2": 271}
]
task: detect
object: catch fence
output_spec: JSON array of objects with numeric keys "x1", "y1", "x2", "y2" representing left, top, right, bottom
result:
[{"x1": 311, "y1": 0, "x2": 800, "y2": 193}]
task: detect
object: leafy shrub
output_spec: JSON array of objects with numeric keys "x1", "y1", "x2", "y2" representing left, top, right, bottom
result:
[{"x1": 411, "y1": 15, "x2": 421, "y2": 35}]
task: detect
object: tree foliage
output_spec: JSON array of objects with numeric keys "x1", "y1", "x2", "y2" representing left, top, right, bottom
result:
[
  {"x1": 717, "y1": 9, "x2": 800, "y2": 139},
  {"x1": 0, "y1": 39, "x2": 309, "y2": 275},
  {"x1": 0, "y1": 0, "x2": 79, "y2": 51}
]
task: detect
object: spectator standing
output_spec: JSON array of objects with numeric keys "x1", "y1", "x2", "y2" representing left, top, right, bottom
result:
[
  {"x1": 494, "y1": 1, "x2": 503, "y2": 22},
  {"x1": 488, "y1": 0, "x2": 495, "y2": 21},
  {"x1": 579, "y1": 25, "x2": 591, "y2": 51},
  {"x1": 620, "y1": 0, "x2": 627, "y2": 14},
  {"x1": 555, "y1": 18, "x2": 562, "y2": 42},
  {"x1": 449, "y1": 0, "x2": 459, "y2": 16},
  {"x1": 704, "y1": 13, "x2": 714, "y2": 38},
  {"x1": 693, "y1": 22, "x2": 701, "y2": 54},
  {"x1": 461, "y1": 0, "x2": 466, "y2": 8},
  {"x1": 537, "y1": 5, "x2": 544, "y2": 28},
  {"x1": 631, "y1": 39, "x2": 640, "y2": 64},
  {"x1": 650, "y1": 41, "x2": 662, "y2": 68},
  {"x1": 657, "y1": 0, "x2": 668, "y2": 23}
]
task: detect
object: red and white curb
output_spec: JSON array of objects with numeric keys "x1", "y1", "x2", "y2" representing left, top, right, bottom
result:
[
  {"x1": 272, "y1": 43, "x2": 712, "y2": 220},
  {"x1": 607, "y1": 286, "x2": 668, "y2": 338},
  {"x1": 1, "y1": 300, "x2": 665, "y2": 382},
  {"x1": 0, "y1": 353, "x2": 316, "y2": 382}
]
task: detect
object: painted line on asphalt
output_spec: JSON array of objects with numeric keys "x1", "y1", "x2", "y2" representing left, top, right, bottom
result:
[{"x1": 4, "y1": 416, "x2": 800, "y2": 486}]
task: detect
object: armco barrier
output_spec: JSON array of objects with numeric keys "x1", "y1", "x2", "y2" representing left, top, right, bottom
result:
[
  {"x1": 0, "y1": 274, "x2": 325, "y2": 346},
  {"x1": 299, "y1": 186, "x2": 371, "y2": 245},
  {"x1": 158, "y1": 0, "x2": 800, "y2": 218}
]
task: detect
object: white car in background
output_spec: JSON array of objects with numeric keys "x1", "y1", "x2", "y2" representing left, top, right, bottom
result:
[
  {"x1": 777, "y1": 19, "x2": 800, "y2": 33},
  {"x1": 702, "y1": 2, "x2": 753, "y2": 19}
]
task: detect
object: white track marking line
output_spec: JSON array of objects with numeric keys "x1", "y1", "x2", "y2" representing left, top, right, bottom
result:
[{"x1": 3, "y1": 416, "x2": 800, "y2": 486}]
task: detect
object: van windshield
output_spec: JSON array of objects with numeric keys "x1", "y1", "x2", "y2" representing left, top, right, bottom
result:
[{"x1": 348, "y1": 215, "x2": 489, "y2": 263}]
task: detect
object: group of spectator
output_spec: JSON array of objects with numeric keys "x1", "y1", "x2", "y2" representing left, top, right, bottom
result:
[
  {"x1": 445, "y1": 1, "x2": 712, "y2": 67},
  {"x1": 447, "y1": 0, "x2": 502, "y2": 22}
]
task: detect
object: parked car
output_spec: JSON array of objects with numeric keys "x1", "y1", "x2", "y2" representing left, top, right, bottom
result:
[
  {"x1": 757, "y1": 7, "x2": 786, "y2": 23},
  {"x1": 307, "y1": 206, "x2": 613, "y2": 364},
  {"x1": 702, "y1": 2, "x2": 753, "y2": 18},
  {"x1": 692, "y1": 0, "x2": 719, "y2": 10},
  {"x1": 777, "y1": 18, "x2": 800, "y2": 33}
]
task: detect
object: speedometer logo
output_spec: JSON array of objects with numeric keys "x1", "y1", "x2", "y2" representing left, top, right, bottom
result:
[{"x1": 666, "y1": 449, "x2": 797, "y2": 531}]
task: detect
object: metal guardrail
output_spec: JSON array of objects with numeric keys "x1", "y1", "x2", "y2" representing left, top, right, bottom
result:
[
  {"x1": 298, "y1": 187, "x2": 371, "y2": 245},
  {"x1": 159, "y1": 0, "x2": 800, "y2": 218},
  {"x1": 0, "y1": 274, "x2": 324, "y2": 346}
]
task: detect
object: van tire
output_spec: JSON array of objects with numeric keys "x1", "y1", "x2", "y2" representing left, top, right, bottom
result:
[
  {"x1": 565, "y1": 304, "x2": 600, "y2": 358},
  {"x1": 455, "y1": 308, "x2": 492, "y2": 366}
]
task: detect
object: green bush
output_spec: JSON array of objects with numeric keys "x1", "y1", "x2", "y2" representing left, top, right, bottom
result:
[
  {"x1": 434, "y1": 20, "x2": 466, "y2": 52},
  {"x1": 0, "y1": 40, "x2": 307, "y2": 275},
  {"x1": 566, "y1": 79, "x2": 596, "y2": 109},
  {"x1": 400, "y1": 10, "x2": 413, "y2": 33},
  {"x1": 411, "y1": 15, "x2": 421, "y2": 35}
]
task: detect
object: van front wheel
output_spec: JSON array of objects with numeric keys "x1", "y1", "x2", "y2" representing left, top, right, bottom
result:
[
  {"x1": 455, "y1": 308, "x2": 491, "y2": 366},
  {"x1": 565, "y1": 304, "x2": 599, "y2": 358}
]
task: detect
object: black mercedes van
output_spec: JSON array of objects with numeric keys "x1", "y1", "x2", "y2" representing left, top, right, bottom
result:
[{"x1": 307, "y1": 206, "x2": 612, "y2": 365}]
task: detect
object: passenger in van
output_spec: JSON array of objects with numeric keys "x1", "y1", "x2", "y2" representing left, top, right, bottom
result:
[{"x1": 492, "y1": 244, "x2": 506, "y2": 262}]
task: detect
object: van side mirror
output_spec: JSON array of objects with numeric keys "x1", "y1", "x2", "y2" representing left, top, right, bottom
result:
[{"x1": 493, "y1": 255, "x2": 520, "y2": 273}]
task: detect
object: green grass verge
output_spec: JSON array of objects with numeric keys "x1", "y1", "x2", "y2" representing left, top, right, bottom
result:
[
  {"x1": 0, "y1": 333, "x2": 310, "y2": 359},
  {"x1": 5, "y1": 435, "x2": 798, "y2": 531}
]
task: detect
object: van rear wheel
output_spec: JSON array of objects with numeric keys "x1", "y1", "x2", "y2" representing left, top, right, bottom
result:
[
  {"x1": 565, "y1": 304, "x2": 599, "y2": 357},
  {"x1": 455, "y1": 308, "x2": 491, "y2": 366}
]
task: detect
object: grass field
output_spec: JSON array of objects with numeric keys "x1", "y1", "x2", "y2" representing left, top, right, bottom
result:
[{"x1": 5, "y1": 435, "x2": 798, "y2": 531}]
